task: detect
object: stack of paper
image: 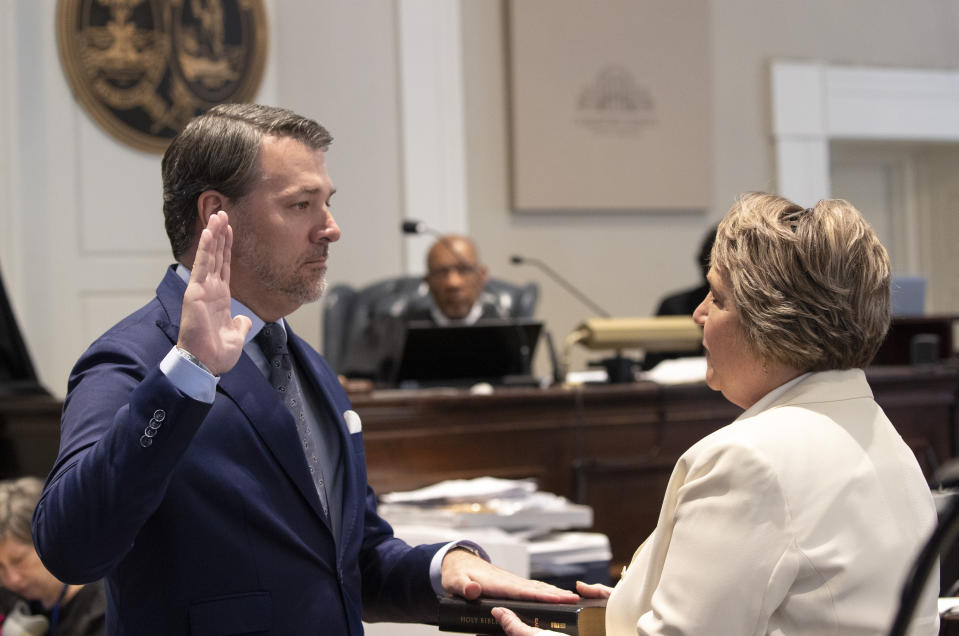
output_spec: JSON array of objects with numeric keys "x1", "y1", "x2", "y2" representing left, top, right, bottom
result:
[{"x1": 378, "y1": 477, "x2": 593, "y2": 533}]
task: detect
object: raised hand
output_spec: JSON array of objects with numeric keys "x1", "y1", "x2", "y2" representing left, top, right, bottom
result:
[{"x1": 177, "y1": 211, "x2": 252, "y2": 375}]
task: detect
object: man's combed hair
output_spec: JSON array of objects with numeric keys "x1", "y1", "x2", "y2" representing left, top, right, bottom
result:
[
  {"x1": 162, "y1": 104, "x2": 333, "y2": 260},
  {"x1": 710, "y1": 191, "x2": 891, "y2": 371},
  {"x1": 0, "y1": 476, "x2": 42, "y2": 544}
]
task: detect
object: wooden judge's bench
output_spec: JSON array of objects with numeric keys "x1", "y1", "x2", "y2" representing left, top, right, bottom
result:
[
  {"x1": 355, "y1": 365, "x2": 959, "y2": 569},
  {"x1": 2, "y1": 365, "x2": 958, "y2": 572}
]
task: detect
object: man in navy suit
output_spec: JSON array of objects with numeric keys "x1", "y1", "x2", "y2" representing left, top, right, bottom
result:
[{"x1": 31, "y1": 104, "x2": 575, "y2": 635}]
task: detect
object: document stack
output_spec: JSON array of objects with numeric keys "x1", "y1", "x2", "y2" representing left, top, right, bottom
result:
[{"x1": 378, "y1": 477, "x2": 611, "y2": 588}]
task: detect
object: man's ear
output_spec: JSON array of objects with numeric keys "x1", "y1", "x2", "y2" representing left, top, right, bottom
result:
[
  {"x1": 478, "y1": 264, "x2": 489, "y2": 285},
  {"x1": 196, "y1": 190, "x2": 230, "y2": 228}
]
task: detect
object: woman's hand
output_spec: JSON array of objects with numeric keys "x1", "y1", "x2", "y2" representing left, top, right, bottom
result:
[{"x1": 490, "y1": 607, "x2": 542, "y2": 636}]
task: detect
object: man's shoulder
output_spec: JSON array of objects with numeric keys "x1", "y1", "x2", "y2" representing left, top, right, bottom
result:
[
  {"x1": 93, "y1": 296, "x2": 170, "y2": 347},
  {"x1": 72, "y1": 289, "x2": 177, "y2": 381}
]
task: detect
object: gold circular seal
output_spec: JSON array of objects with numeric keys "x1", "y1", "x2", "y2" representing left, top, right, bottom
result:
[{"x1": 57, "y1": 0, "x2": 268, "y2": 153}]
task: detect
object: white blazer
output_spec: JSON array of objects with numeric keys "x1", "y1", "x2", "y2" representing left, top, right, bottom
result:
[{"x1": 547, "y1": 369, "x2": 939, "y2": 635}]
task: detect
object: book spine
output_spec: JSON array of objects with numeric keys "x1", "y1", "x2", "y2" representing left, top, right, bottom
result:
[{"x1": 438, "y1": 603, "x2": 580, "y2": 635}]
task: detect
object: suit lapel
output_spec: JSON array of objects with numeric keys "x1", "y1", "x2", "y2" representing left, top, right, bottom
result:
[
  {"x1": 154, "y1": 267, "x2": 333, "y2": 531},
  {"x1": 219, "y1": 355, "x2": 333, "y2": 530},
  {"x1": 288, "y1": 330, "x2": 361, "y2": 550}
]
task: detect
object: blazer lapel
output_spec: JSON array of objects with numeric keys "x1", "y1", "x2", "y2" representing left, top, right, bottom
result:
[
  {"x1": 155, "y1": 268, "x2": 332, "y2": 529},
  {"x1": 287, "y1": 331, "x2": 361, "y2": 549},
  {"x1": 218, "y1": 355, "x2": 333, "y2": 531}
]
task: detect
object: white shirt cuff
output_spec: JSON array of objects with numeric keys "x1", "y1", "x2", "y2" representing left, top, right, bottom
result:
[
  {"x1": 429, "y1": 540, "x2": 490, "y2": 596},
  {"x1": 159, "y1": 346, "x2": 218, "y2": 404}
]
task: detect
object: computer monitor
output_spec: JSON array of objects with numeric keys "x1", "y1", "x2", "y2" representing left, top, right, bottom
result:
[
  {"x1": 391, "y1": 319, "x2": 543, "y2": 388},
  {"x1": 891, "y1": 275, "x2": 926, "y2": 317}
]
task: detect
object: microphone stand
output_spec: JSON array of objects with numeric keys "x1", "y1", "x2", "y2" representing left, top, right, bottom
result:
[
  {"x1": 510, "y1": 255, "x2": 610, "y2": 318},
  {"x1": 512, "y1": 255, "x2": 637, "y2": 382}
]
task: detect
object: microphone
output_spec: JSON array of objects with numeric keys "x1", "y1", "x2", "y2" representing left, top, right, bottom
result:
[
  {"x1": 401, "y1": 219, "x2": 426, "y2": 235},
  {"x1": 511, "y1": 254, "x2": 611, "y2": 318},
  {"x1": 401, "y1": 218, "x2": 445, "y2": 237}
]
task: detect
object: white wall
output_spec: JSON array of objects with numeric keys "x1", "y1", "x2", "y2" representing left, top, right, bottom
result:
[
  {"x1": 460, "y1": 0, "x2": 959, "y2": 373},
  {"x1": 1, "y1": 0, "x2": 411, "y2": 396},
  {"x1": 4, "y1": 0, "x2": 959, "y2": 395}
]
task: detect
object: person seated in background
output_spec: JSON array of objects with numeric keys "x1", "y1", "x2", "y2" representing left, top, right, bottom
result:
[
  {"x1": 0, "y1": 477, "x2": 105, "y2": 635},
  {"x1": 641, "y1": 226, "x2": 716, "y2": 370},
  {"x1": 419, "y1": 234, "x2": 503, "y2": 324},
  {"x1": 494, "y1": 192, "x2": 939, "y2": 635},
  {"x1": 341, "y1": 234, "x2": 509, "y2": 381}
]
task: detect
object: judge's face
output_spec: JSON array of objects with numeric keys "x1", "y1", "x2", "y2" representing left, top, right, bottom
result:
[
  {"x1": 0, "y1": 536, "x2": 63, "y2": 608},
  {"x1": 228, "y1": 135, "x2": 341, "y2": 321},
  {"x1": 425, "y1": 238, "x2": 487, "y2": 319}
]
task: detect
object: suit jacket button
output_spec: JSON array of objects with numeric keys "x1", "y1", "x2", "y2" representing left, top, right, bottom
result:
[
  {"x1": 139, "y1": 435, "x2": 153, "y2": 448},
  {"x1": 153, "y1": 409, "x2": 166, "y2": 422}
]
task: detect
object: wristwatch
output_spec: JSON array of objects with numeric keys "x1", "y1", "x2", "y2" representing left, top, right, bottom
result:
[
  {"x1": 448, "y1": 544, "x2": 482, "y2": 559},
  {"x1": 175, "y1": 346, "x2": 214, "y2": 376}
]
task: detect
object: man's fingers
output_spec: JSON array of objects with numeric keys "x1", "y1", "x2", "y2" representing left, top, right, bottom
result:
[
  {"x1": 575, "y1": 580, "x2": 612, "y2": 599},
  {"x1": 222, "y1": 223, "x2": 234, "y2": 284},
  {"x1": 444, "y1": 571, "x2": 482, "y2": 600},
  {"x1": 213, "y1": 220, "x2": 224, "y2": 275},
  {"x1": 193, "y1": 227, "x2": 213, "y2": 282},
  {"x1": 212, "y1": 211, "x2": 228, "y2": 276},
  {"x1": 461, "y1": 579, "x2": 481, "y2": 600},
  {"x1": 233, "y1": 315, "x2": 253, "y2": 340}
]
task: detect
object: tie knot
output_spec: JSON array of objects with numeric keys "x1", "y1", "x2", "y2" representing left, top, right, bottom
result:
[{"x1": 255, "y1": 322, "x2": 288, "y2": 356}]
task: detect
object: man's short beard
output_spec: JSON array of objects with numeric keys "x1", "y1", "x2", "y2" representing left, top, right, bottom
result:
[
  {"x1": 233, "y1": 229, "x2": 328, "y2": 306},
  {"x1": 250, "y1": 259, "x2": 327, "y2": 306}
]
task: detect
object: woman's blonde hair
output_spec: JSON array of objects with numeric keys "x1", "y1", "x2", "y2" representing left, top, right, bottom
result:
[
  {"x1": 0, "y1": 476, "x2": 42, "y2": 544},
  {"x1": 710, "y1": 192, "x2": 890, "y2": 371}
]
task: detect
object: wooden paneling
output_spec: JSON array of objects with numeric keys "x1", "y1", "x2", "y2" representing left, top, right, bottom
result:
[
  {"x1": 354, "y1": 366, "x2": 959, "y2": 568},
  {"x1": 3, "y1": 365, "x2": 956, "y2": 568}
]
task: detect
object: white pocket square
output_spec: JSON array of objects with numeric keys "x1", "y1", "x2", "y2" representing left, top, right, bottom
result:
[{"x1": 344, "y1": 410, "x2": 362, "y2": 434}]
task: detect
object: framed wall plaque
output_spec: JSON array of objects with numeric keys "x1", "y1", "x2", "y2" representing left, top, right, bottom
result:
[
  {"x1": 57, "y1": 0, "x2": 268, "y2": 153},
  {"x1": 507, "y1": 0, "x2": 710, "y2": 211}
]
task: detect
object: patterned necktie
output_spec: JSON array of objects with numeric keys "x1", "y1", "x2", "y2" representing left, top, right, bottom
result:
[{"x1": 254, "y1": 322, "x2": 330, "y2": 519}]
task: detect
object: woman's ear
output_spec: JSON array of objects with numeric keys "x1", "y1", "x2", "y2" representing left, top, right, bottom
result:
[{"x1": 196, "y1": 190, "x2": 230, "y2": 228}]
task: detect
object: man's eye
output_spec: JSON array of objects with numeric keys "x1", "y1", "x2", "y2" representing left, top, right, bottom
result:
[{"x1": 294, "y1": 201, "x2": 309, "y2": 210}]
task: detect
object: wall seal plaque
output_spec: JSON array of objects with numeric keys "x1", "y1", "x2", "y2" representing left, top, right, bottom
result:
[{"x1": 57, "y1": 0, "x2": 268, "y2": 153}]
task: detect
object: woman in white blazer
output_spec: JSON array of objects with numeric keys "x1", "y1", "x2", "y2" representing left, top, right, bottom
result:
[{"x1": 495, "y1": 192, "x2": 939, "y2": 635}]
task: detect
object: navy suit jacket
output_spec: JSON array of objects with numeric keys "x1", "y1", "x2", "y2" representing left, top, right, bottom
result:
[{"x1": 33, "y1": 267, "x2": 441, "y2": 635}]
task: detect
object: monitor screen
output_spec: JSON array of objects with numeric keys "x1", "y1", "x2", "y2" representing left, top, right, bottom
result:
[{"x1": 391, "y1": 319, "x2": 542, "y2": 388}]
